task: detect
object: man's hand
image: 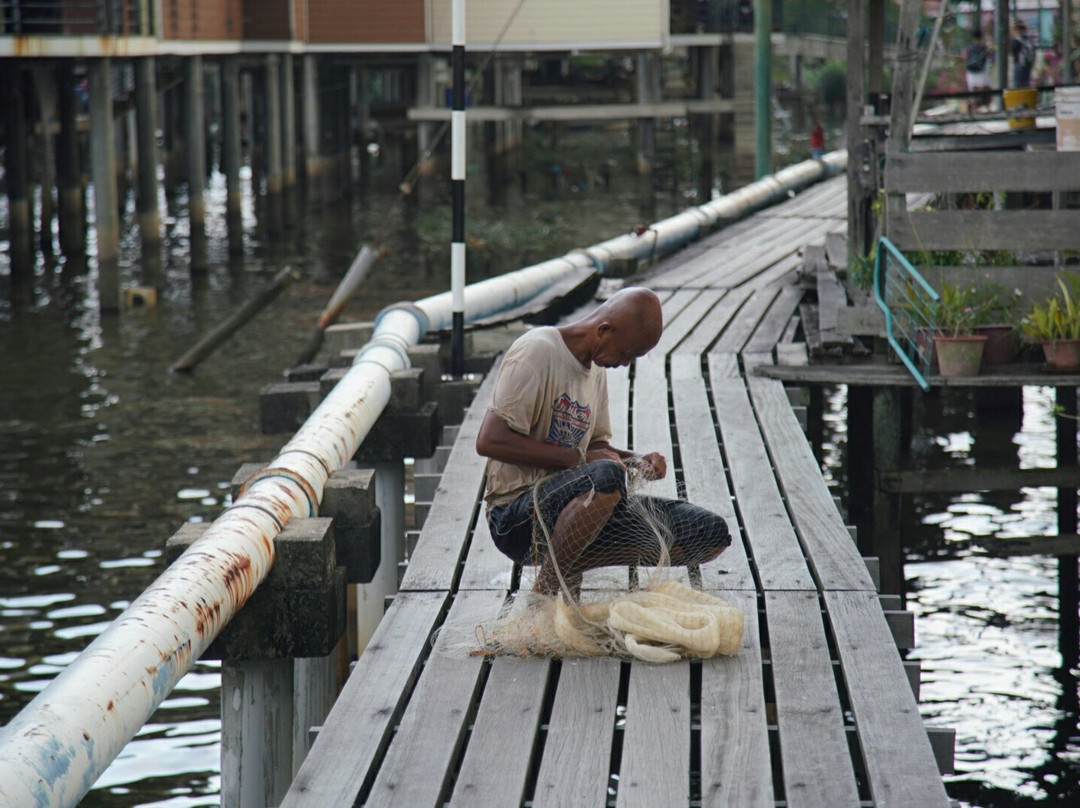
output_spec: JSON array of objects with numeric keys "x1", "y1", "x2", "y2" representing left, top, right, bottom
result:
[
  {"x1": 626, "y1": 451, "x2": 666, "y2": 480},
  {"x1": 586, "y1": 445, "x2": 621, "y2": 464}
]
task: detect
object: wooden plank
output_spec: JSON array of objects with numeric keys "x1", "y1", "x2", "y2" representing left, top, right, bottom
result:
[
  {"x1": 765, "y1": 591, "x2": 860, "y2": 808},
  {"x1": 709, "y1": 286, "x2": 780, "y2": 356},
  {"x1": 887, "y1": 209, "x2": 1080, "y2": 251},
  {"x1": 744, "y1": 283, "x2": 804, "y2": 356},
  {"x1": 532, "y1": 658, "x2": 621, "y2": 808},
  {"x1": 365, "y1": 590, "x2": 506, "y2": 808},
  {"x1": 798, "y1": 302, "x2": 823, "y2": 356},
  {"x1": 459, "y1": 512, "x2": 517, "y2": 590},
  {"x1": 824, "y1": 590, "x2": 951, "y2": 807},
  {"x1": 616, "y1": 662, "x2": 690, "y2": 808},
  {"x1": 911, "y1": 264, "x2": 1064, "y2": 303},
  {"x1": 756, "y1": 361, "x2": 1080, "y2": 388},
  {"x1": 825, "y1": 232, "x2": 847, "y2": 269},
  {"x1": 746, "y1": 374, "x2": 876, "y2": 592},
  {"x1": 608, "y1": 366, "x2": 631, "y2": 448},
  {"x1": 449, "y1": 656, "x2": 551, "y2": 807},
  {"x1": 400, "y1": 368, "x2": 497, "y2": 592},
  {"x1": 669, "y1": 355, "x2": 755, "y2": 590},
  {"x1": 886, "y1": 150, "x2": 1080, "y2": 193},
  {"x1": 700, "y1": 590, "x2": 774, "y2": 808},
  {"x1": 653, "y1": 287, "x2": 727, "y2": 355},
  {"x1": 632, "y1": 355, "x2": 678, "y2": 500},
  {"x1": 706, "y1": 355, "x2": 816, "y2": 591},
  {"x1": 816, "y1": 265, "x2": 851, "y2": 347},
  {"x1": 674, "y1": 286, "x2": 754, "y2": 357},
  {"x1": 776, "y1": 342, "x2": 809, "y2": 366},
  {"x1": 280, "y1": 591, "x2": 449, "y2": 808}
]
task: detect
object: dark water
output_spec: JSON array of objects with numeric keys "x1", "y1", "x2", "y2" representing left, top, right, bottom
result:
[{"x1": 2, "y1": 120, "x2": 1078, "y2": 806}]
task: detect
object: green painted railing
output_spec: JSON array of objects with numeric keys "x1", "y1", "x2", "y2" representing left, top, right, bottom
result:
[{"x1": 873, "y1": 236, "x2": 938, "y2": 391}]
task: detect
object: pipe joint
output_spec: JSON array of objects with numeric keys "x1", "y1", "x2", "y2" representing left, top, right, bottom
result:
[
  {"x1": 234, "y1": 466, "x2": 320, "y2": 518},
  {"x1": 375, "y1": 301, "x2": 430, "y2": 341}
]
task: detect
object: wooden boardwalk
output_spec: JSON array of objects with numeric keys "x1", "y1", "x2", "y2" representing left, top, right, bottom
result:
[{"x1": 280, "y1": 176, "x2": 952, "y2": 807}]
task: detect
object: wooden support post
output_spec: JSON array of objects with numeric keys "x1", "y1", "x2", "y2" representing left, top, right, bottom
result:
[
  {"x1": 847, "y1": 386, "x2": 874, "y2": 556},
  {"x1": 415, "y1": 53, "x2": 436, "y2": 205},
  {"x1": 732, "y1": 38, "x2": 755, "y2": 186},
  {"x1": 302, "y1": 55, "x2": 323, "y2": 208},
  {"x1": 32, "y1": 66, "x2": 58, "y2": 266},
  {"x1": 221, "y1": 56, "x2": 244, "y2": 256},
  {"x1": 265, "y1": 55, "x2": 284, "y2": 236},
  {"x1": 752, "y1": 0, "x2": 773, "y2": 179},
  {"x1": 4, "y1": 62, "x2": 33, "y2": 279},
  {"x1": 872, "y1": 386, "x2": 905, "y2": 597},
  {"x1": 89, "y1": 58, "x2": 120, "y2": 312},
  {"x1": 635, "y1": 51, "x2": 659, "y2": 218},
  {"x1": 281, "y1": 53, "x2": 299, "y2": 228},
  {"x1": 846, "y1": 0, "x2": 868, "y2": 263},
  {"x1": 868, "y1": 0, "x2": 886, "y2": 98},
  {"x1": 186, "y1": 55, "x2": 208, "y2": 272},
  {"x1": 135, "y1": 56, "x2": 162, "y2": 279},
  {"x1": 56, "y1": 60, "x2": 84, "y2": 261},
  {"x1": 1057, "y1": 387, "x2": 1079, "y2": 669}
]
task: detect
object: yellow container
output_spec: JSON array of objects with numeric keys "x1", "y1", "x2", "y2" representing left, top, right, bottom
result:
[{"x1": 1004, "y1": 88, "x2": 1038, "y2": 129}]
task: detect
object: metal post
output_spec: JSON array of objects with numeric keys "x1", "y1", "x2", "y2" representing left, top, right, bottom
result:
[
  {"x1": 266, "y1": 55, "x2": 284, "y2": 236},
  {"x1": 222, "y1": 57, "x2": 244, "y2": 256},
  {"x1": 451, "y1": 0, "x2": 467, "y2": 377},
  {"x1": 135, "y1": 56, "x2": 162, "y2": 278},
  {"x1": 281, "y1": 53, "x2": 299, "y2": 228},
  {"x1": 753, "y1": 0, "x2": 773, "y2": 179},
  {"x1": 89, "y1": 58, "x2": 120, "y2": 312},
  {"x1": 186, "y1": 55, "x2": 207, "y2": 272}
]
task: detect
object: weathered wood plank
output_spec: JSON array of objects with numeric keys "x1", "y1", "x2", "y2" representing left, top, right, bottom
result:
[
  {"x1": 911, "y1": 264, "x2": 1065, "y2": 303},
  {"x1": 825, "y1": 232, "x2": 847, "y2": 269},
  {"x1": 746, "y1": 374, "x2": 876, "y2": 592},
  {"x1": 887, "y1": 209, "x2": 1080, "y2": 251},
  {"x1": 766, "y1": 591, "x2": 860, "y2": 808},
  {"x1": 673, "y1": 285, "x2": 754, "y2": 357},
  {"x1": 458, "y1": 511, "x2": 517, "y2": 591},
  {"x1": 816, "y1": 264, "x2": 851, "y2": 347},
  {"x1": 280, "y1": 591, "x2": 449, "y2": 808},
  {"x1": 449, "y1": 656, "x2": 551, "y2": 807},
  {"x1": 633, "y1": 355, "x2": 678, "y2": 500},
  {"x1": 824, "y1": 590, "x2": 951, "y2": 807},
  {"x1": 532, "y1": 658, "x2": 621, "y2": 808},
  {"x1": 400, "y1": 368, "x2": 497, "y2": 592},
  {"x1": 709, "y1": 286, "x2": 781, "y2": 356},
  {"x1": 886, "y1": 150, "x2": 1080, "y2": 193},
  {"x1": 670, "y1": 354, "x2": 755, "y2": 590},
  {"x1": 616, "y1": 662, "x2": 691, "y2": 808},
  {"x1": 744, "y1": 283, "x2": 805, "y2": 357},
  {"x1": 706, "y1": 355, "x2": 816, "y2": 591},
  {"x1": 654, "y1": 287, "x2": 727, "y2": 355},
  {"x1": 608, "y1": 365, "x2": 631, "y2": 448},
  {"x1": 756, "y1": 361, "x2": 1080, "y2": 387},
  {"x1": 365, "y1": 590, "x2": 506, "y2": 808},
  {"x1": 700, "y1": 590, "x2": 773, "y2": 808}
]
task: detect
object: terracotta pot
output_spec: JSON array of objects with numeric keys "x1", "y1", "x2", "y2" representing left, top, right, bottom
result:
[
  {"x1": 1040, "y1": 338, "x2": 1080, "y2": 372},
  {"x1": 973, "y1": 324, "x2": 1016, "y2": 364},
  {"x1": 933, "y1": 334, "x2": 987, "y2": 377}
]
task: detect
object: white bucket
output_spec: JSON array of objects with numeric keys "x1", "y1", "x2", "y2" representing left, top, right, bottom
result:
[{"x1": 1056, "y1": 87, "x2": 1080, "y2": 151}]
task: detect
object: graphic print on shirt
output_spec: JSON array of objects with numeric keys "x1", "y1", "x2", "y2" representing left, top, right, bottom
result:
[{"x1": 546, "y1": 392, "x2": 592, "y2": 449}]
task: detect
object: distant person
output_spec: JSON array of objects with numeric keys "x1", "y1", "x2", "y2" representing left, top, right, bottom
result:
[
  {"x1": 964, "y1": 30, "x2": 992, "y2": 111},
  {"x1": 810, "y1": 120, "x2": 825, "y2": 159},
  {"x1": 1039, "y1": 44, "x2": 1063, "y2": 87},
  {"x1": 1011, "y1": 20, "x2": 1035, "y2": 88}
]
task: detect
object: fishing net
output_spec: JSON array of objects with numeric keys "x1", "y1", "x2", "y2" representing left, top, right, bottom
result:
[{"x1": 468, "y1": 460, "x2": 742, "y2": 663}]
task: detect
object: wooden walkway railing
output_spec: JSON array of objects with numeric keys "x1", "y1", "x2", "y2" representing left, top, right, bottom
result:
[{"x1": 280, "y1": 175, "x2": 953, "y2": 807}]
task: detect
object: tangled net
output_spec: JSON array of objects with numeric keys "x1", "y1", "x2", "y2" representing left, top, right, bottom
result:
[{"x1": 470, "y1": 462, "x2": 743, "y2": 663}]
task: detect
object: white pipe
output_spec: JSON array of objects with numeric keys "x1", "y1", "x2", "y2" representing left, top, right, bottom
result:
[{"x1": 0, "y1": 152, "x2": 847, "y2": 806}]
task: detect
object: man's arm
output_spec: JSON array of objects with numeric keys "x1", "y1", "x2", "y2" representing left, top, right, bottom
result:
[{"x1": 476, "y1": 410, "x2": 582, "y2": 470}]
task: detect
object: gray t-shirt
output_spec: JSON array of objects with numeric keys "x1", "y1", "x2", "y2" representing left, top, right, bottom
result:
[{"x1": 484, "y1": 327, "x2": 612, "y2": 509}]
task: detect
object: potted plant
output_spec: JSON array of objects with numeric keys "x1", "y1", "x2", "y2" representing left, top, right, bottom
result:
[
  {"x1": 1019, "y1": 273, "x2": 1080, "y2": 372},
  {"x1": 972, "y1": 284, "x2": 1023, "y2": 364},
  {"x1": 933, "y1": 282, "x2": 988, "y2": 376}
]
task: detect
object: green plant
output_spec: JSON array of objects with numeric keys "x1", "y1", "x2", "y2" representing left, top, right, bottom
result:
[
  {"x1": 935, "y1": 282, "x2": 989, "y2": 337},
  {"x1": 1020, "y1": 274, "x2": 1080, "y2": 341},
  {"x1": 971, "y1": 283, "x2": 1023, "y2": 326}
]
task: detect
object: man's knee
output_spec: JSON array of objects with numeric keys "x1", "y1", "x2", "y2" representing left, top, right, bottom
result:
[
  {"x1": 584, "y1": 459, "x2": 627, "y2": 496},
  {"x1": 699, "y1": 514, "x2": 732, "y2": 561}
]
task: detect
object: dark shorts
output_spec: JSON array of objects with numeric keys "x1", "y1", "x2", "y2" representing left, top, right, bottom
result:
[{"x1": 487, "y1": 459, "x2": 731, "y2": 566}]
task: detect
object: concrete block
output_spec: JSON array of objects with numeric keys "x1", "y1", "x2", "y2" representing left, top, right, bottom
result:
[
  {"x1": 389, "y1": 367, "x2": 424, "y2": 412},
  {"x1": 259, "y1": 381, "x2": 320, "y2": 434},
  {"x1": 435, "y1": 378, "x2": 480, "y2": 426},
  {"x1": 355, "y1": 401, "x2": 440, "y2": 462},
  {"x1": 287, "y1": 362, "x2": 328, "y2": 382},
  {"x1": 324, "y1": 321, "x2": 374, "y2": 360},
  {"x1": 321, "y1": 468, "x2": 381, "y2": 584}
]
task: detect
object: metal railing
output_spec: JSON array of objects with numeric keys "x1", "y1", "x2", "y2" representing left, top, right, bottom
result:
[
  {"x1": 0, "y1": 0, "x2": 149, "y2": 36},
  {"x1": 873, "y1": 236, "x2": 939, "y2": 391}
]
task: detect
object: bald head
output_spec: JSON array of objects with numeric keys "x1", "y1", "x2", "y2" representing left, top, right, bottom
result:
[{"x1": 564, "y1": 286, "x2": 662, "y2": 369}]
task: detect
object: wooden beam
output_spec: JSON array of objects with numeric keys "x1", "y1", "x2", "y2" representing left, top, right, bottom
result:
[
  {"x1": 886, "y1": 151, "x2": 1080, "y2": 193},
  {"x1": 407, "y1": 99, "x2": 734, "y2": 123},
  {"x1": 887, "y1": 210, "x2": 1080, "y2": 252}
]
